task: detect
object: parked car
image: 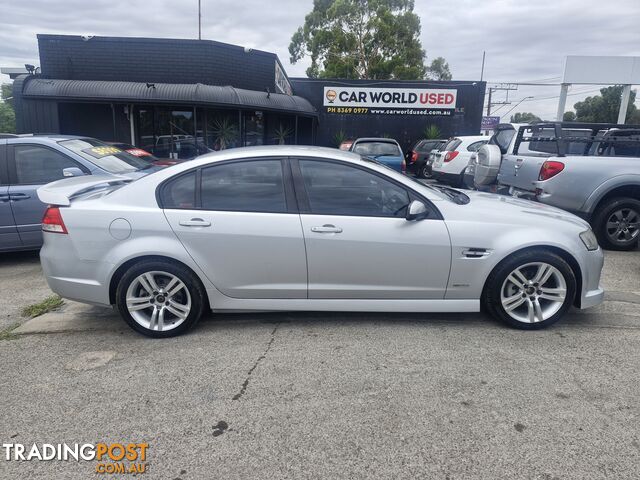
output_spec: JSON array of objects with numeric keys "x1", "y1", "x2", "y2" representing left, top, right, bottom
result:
[
  {"x1": 407, "y1": 139, "x2": 447, "y2": 178},
  {"x1": 108, "y1": 142, "x2": 179, "y2": 167},
  {"x1": 350, "y1": 137, "x2": 406, "y2": 173},
  {"x1": 0, "y1": 135, "x2": 158, "y2": 252},
  {"x1": 431, "y1": 136, "x2": 488, "y2": 187},
  {"x1": 473, "y1": 122, "x2": 640, "y2": 250},
  {"x1": 144, "y1": 135, "x2": 212, "y2": 160},
  {"x1": 37, "y1": 146, "x2": 603, "y2": 337},
  {"x1": 338, "y1": 139, "x2": 354, "y2": 151}
]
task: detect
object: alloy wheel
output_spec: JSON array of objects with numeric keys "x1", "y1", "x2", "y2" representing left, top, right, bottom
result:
[
  {"x1": 500, "y1": 262, "x2": 567, "y2": 324},
  {"x1": 125, "y1": 271, "x2": 192, "y2": 332},
  {"x1": 606, "y1": 207, "x2": 639, "y2": 244}
]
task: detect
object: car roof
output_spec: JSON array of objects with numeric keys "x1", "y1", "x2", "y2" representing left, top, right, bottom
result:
[
  {"x1": 352, "y1": 137, "x2": 400, "y2": 143},
  {"x1": 192, "y1": 145, "x2": 361, "y2": 165},
  {"x1": 7, "y1": 134, "x2": 91, "y2": 142}
]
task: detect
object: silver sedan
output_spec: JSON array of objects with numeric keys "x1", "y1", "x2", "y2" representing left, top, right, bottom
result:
[{"x1": 37, "y1": 146, "x2": 604, "y2": 337}]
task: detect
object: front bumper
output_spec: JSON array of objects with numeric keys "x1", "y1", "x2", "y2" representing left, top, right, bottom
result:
[{"x1": 577, "y1": 247, "x2": 605, "y2": 309}]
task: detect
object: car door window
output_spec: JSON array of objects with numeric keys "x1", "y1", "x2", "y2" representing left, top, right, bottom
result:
[
  {"x1": 201, "y1": 160, "x2": 287, "y2": 213},
  {"x1": 467, "y1": 141, "x2": 487, "y2": 152},
  {"x1": 161, "y1": 171, "x2": 197, "y2": 209},
  {"x1": 13, "y1": 145, "x2": 79, "y2": 184},
  {"x1": 299, "y1": 160, "x2": 410, "y2": 218}
]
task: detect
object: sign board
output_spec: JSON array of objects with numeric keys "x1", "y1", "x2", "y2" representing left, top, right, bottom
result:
[
  {"x1": 481, "y1": 116, "x2": 500, "y2": 130},
  {"x1": 563, "y1": 56, "x2": 640, "y2": 85},
  {"x1": 275, "y1": 61, "x2": 292, "y2": 96},
  {"x1": 323, "y1": 86, "x2": 457, "y2": 115}
]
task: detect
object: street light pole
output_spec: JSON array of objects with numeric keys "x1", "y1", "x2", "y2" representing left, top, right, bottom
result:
[{"x1": 198, "y1": 0, "x2": 202, "y2": 40}]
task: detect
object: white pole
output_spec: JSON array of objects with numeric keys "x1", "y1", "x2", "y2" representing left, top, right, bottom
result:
[
  {"x1": 556, "y1": 84, "x2": 569, "y2": 121},
  {"x1": 617, "y1": 84, "x2": 631, "y2": 124}
]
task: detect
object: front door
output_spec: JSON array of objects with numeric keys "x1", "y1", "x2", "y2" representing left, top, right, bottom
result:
[
  {"x1": 8, "y1": 144, "x2": 84, "y2": 248},
  {"x1": 162, "y1": 158, "x2": 307, "y2": 299},
  {"x1": 294, "y1": 158, "x2": 451, "y2": 299},
  {"x1": 0, "y1": 143, "x2": 21, "y2": 250}
]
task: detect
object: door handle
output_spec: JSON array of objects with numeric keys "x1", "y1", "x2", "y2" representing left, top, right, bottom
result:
[
  {"x1": 9, "y1": 193, "x2": 31, "y2": 201},
  {"x1": 179, "y1": 218, "x2": 211, "y2": 227},
  {"x1": 0, "y1": 195, "x2": 9, "y2": 203},
  {"x1": 311, "y1": 224, "x2": 343, "y2": 234}
]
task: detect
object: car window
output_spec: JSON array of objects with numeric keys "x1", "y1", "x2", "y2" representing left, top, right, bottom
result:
[
  {"x1": 299, "y1": 160, "x2": 410, "y2": 218},
  {"x1": 13, "y1": 145, "x2": 79, "y2": 185},
  {"x1": 467, "y1": 141, "x2": 487, "y2": 152},
  {"x1": 161, "y1": 171, "x2": 197, "y2": 209},
  {"x1": 490, "y1": 128, "x2": 516, "y2": 154},
  {"x1": 201, "y1": 160, "x2": 286, "y2": 213},
  {"x1": 352, "y1": 141, "x2": 401, "y2": 157},
  {"x1": 59, "y1": 139, "x2": 150, "y2": 173},
  {"x1": 443, "y1": 139, "x2": 462, "y2": 152}
]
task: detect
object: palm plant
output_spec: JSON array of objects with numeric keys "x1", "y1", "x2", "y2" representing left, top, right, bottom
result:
[
  {"x1": 423, "y1": 124, "x2": 441, "y2": 139},
  {"x1": 333, "y1": 130, "x2": 347, "y2": 147},
  {"x1": 273, "y1": 123, "x2": 294, "y2": 145},
  {"x1": 211, "y1": 117, "x2": 239, "y2": 150}
]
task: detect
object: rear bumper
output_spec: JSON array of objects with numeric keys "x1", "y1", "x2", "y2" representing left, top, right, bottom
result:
[
  {"x1": 432, "y1": 171, "x2": 460, "y2": 185},
  {"x1": 40, "y1": 233, "x2": 113, "y2": 306}
]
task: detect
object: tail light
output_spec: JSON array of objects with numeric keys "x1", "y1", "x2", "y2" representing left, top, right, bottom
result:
[
  {"x1": 401, "y1": 159, "x2": 407, "y2": 173},
  {"x1": 444, "y1": 151, "x2": 459, "y2": 162},
  {"x1": 42, "y1": 206, "x2": 68, "y2": 234},
  {"x1": 539, "y1": 161, "x2": 564, "y2": 181},
  {"x1": 410, "y1": 151, "x2": 418, "y2": 163}
]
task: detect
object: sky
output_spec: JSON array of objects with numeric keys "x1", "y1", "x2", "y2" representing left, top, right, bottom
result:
[{"x1": 1, "y1": 0, "x2": 639, "y2": 121}]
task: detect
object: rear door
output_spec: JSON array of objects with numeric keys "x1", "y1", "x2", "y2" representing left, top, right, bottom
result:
[
  {"x1": 162, "y1": 158, "x2": 308, "y2": 299},
  {"x1": 0, "y1": 141, "x2": 21, "y2": 250},
  {"x1": 8, "y1": 143, "x2": 87, "y2": 248}
]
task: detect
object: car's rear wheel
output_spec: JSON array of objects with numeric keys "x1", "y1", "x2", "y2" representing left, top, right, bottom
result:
[
  {"x1": 592, "y1": 197, "x2": 640, "y2": 251},
  {"x1": 116, "y1": 260, "x2": 206, "y2": 338},
  {"x1": 418, "y1": 163, "x2": 431, "y2": 179},
  {"x1": 483, "y1": 250, "x2": 576, "y2": 329}
]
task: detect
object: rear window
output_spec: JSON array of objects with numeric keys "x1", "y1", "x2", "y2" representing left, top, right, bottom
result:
[
  {"x1": 443, "y1": 139, "x2": 462, "y2": 152},
  {"x1": 353, "y1": 141, "x2": 401, "y2": 157},
  {"x1": 59, "y1": 139, "x2": 151, "y2": 173}
]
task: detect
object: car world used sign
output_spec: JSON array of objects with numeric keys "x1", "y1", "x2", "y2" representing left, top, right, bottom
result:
[{"x1": 323, "y1": 86, "x2": 457, "y2": 115}]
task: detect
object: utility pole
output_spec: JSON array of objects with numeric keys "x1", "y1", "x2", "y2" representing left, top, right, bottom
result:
[
  {"x1": 480, "y1": 51, "x2": 485, "y2": 82},
  {"x1": 485, "y1": 83, "x2": 518, "y2": 134},
  {"x1": 198, "y1": 0, "x2": 202, "y2": 40}
]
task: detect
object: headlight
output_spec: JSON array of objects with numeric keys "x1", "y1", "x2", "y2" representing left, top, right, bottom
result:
[{"x1": 579, "y1": 229, "x2": 599, "y2": 251}]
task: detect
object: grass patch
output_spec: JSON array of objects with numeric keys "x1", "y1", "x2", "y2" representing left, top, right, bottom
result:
[
  {"x1": 0, "y1": 323, "x2": 20, "y2": 341},
  {"x1": 21, "y1": 295, "x2": 64, "y2": 318}
]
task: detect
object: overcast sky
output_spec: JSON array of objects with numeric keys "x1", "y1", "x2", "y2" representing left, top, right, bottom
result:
[{"x1": 1, "y1": 0, "x2": 639, "y2": 120}]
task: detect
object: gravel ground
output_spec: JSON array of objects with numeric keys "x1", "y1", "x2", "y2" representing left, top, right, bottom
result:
[{"x1": 0, "y1": 248, "x2": 638, "y2": 479}]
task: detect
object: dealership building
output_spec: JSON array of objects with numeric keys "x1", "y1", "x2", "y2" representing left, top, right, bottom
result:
[{"x1": 10, "y1": 34, "x2": 485, "y2": 155}]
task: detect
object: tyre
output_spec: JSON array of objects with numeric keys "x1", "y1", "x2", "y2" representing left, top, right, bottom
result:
[
  {"x1": 482, "y1": 249, "x2": 576, "y2": 330},
  {"x1": 592, "y1": 197, "x2": 640, "y2": 251},
  {"x1": 418, "y1": 163, "x2": 431, "y2": 179},
  {"x1": 116, "y1": 259, "x2": 207, "y2": 338}
]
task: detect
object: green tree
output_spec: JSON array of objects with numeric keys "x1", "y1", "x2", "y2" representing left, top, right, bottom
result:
[
  {"x1": 563, "y1": 111, "x2": 576, "y2": 122},
  {"x1": 423, "y1": 124, "x2": 441, "y2": 139},
  {"x1": 573, "y1": 86, "x2": 638, "y2": 123},
  {"x1": 289, "y1": 0, "x2": 428, "y2": 80},
  {"x1": 425, "y1": 57, "x2": 451, "y2": 81},
  {"x1": 510, "y1": 112, "x2": 542, "y2": 123},
  {"x1": 0, "y1": 83, "x2": 15, "y2": 133}
]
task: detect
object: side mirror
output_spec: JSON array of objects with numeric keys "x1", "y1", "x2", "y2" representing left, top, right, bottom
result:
[
  {"x1": 406, "y1": 200, "x2": 428, "y2": 221},
  {"x1": 62, "y1": 167, "x2": 85, "y2": 178}
]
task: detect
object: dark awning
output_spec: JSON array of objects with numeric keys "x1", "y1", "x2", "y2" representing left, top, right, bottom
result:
[{"x1": 21, "y1": 77, "x2": 317, "y2": 116}]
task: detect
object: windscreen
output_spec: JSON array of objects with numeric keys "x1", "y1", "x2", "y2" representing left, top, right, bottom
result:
[
  {"x1": 59, "y1": 139, "x2": 152, "y2": 173},
  {"x1": 353, "y1": 141, "x2": 401, "y2": 157}
]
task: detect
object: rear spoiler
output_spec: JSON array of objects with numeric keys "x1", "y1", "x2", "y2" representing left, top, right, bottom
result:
[{"x1": 37, "y1": 176, "x2": 132, "y2": 206}]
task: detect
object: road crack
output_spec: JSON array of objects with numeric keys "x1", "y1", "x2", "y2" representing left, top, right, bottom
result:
[{"x1": 232, "y1": 325, "x2": 278, "y2": 401}]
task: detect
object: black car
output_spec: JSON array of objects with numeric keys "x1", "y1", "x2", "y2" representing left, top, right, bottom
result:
[{"x1": 407, "y1": 139, "x2": 447, "y2": 178}]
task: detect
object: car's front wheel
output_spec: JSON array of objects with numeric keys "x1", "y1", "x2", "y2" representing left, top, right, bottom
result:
[
  {"x1": 116, "y1": 259, "x2": 206, "y2": 338},
  {"x1": 483, "y1": 250, "x2": 576, "y2": 329}
]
